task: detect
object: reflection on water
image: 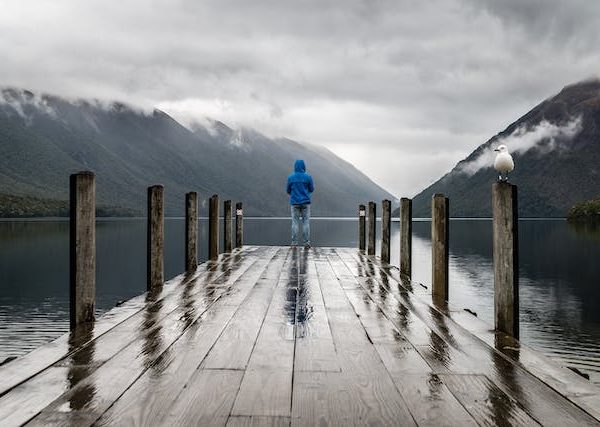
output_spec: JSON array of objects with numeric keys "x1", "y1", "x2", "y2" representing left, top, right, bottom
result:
[{"x1": 1, "y1": 218, "x2": 600, "y2": 384}]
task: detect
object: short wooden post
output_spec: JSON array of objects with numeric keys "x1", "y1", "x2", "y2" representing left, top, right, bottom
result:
[
  {"x1": 185, "y1": 192, "x2": 198, "y2": 272},
  {"x1": 209, "y1": 194, "x2": 219, "y2": 260},
  {"x1": 400, "y1": 198, "x2": 412, "y2": 278},
  {"x1": 235, "y1": 202, "x2": 243, "y2": 248},
  {"x1": 358, "y1": 204, "x2": 366, "y2": 251},
  {"x1": 493, "y1": 182, "x2": 519, "y2": 338},
  {"x1": 223, "y1": 200, "x2": 232, "y2": 253},
  {"x1": 70, "y1": 171, "x2": 96, "y2": 329},
  {"x1": 147, "y1": 185, "x2": 164, "y2": 291},
  {"x1": 367, "y1": 201, "x2": 376, "y2": 256},
  {"x1": 431, "y1": 194, "x2": 449, "y2": 304},
  {"x1": 381, "y1": 200, "x2": 391, "y2": 263}
]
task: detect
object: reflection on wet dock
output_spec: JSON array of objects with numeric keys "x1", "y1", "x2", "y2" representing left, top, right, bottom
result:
[{"x1": 1, "y1": 246, "x2": 600, "y2": 426}]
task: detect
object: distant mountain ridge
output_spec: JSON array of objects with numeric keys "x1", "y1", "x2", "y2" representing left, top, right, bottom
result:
[
  {"x1": 0, "y1": 88, "x2": 394, "y2": 217},
  {"x1": 411, "y1": 80, "x2": 600, "y2": 217}
]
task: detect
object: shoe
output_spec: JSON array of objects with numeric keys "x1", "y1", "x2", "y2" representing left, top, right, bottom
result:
[{"x1": 304, "y1": 244, "x2": 311, "y2": 249}]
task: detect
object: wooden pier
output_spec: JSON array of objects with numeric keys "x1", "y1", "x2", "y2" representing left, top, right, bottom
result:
[{"x1": 1, "y1": 246, "x2": 600, "y2": 426}]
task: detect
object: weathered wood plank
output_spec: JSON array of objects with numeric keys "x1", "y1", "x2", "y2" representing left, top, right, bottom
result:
[
  {"x1": 88, "y1": 248, "x2": 281, "y2": 427},
  {"x1": 4, "y1": 246, "x2": 600, "y2": 426},
  {"x1": 231, "y1": 369, "x2": 293, "y2": 417},
  {"x1": 231, "y1": 248, "x2": 297, "y2": 417},
  {"x1": 203, "y1": 251, "x2": 289, "y2": 370},
  {"x1": 227, "y1": 415, "x2": 291, "y2": 427},
  {"x1": 327, "y1": 250, "x2": 478, "y2": 426},
  {"x1": 340, "y1": 247, "x2": 600, "y2": 426},
  {"x1": 440, "y1": 374, "x2": 540, "y2": 426},
  {"x1": 307, "y1": 249, "x2": 417, "y2": 425},
  {"x1": 294, "y1": 252, "x2": 340, "y2": 373},
  {"x1": 292, "y1": 371, "x2": 416, "y2": 426},
  {"x1": 0, "y1": 249, "x2": 252, "y2": 403},
  {"x1": 163, "y1": 369, "x2": 243, "y2": 426},
  {"x1": 23, "y1": 248, "x2": 278, "y2": 426}
]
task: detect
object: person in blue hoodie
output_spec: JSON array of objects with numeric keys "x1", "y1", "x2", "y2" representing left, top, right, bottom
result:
[{"x1": 286, "y1": 159, "x2": 314, "y2": 248}]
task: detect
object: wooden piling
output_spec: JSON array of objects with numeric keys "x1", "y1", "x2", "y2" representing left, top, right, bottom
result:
[
  {"x1": 381, "y1": 200, "x2": 391, "y2": 263},
  {"x1": 224, "y1": 200, "x2": 232, "y2": 253},
  {"x1": 209, "y1": 194, "x2": 219, "y2": 260},
  {"x1": 147, "y1": 185, "x2": 164, "y2": 291},
  {"x1": 400, "y1": 197, "x2": 412, "y2": 278},
  {"x1": 493, "y1": 182, "x2": 519, "y2": 338},
  {"x1": 367, "y1": 201, "x2": 376, "y2": 256},
  {"x1": 358, "y1": 204, "x2": 366, "y2": 251},
  {"x1": 431, "y1": 194, "x2": 449, "y2": 304},
  {"x1": 185, "y1": 192, "x2": 198, "y2": 272},
  {"x1": 235, "y1": 202, "x2": 243, "y2": 248},
  {"x1": 69, "y1": 171, "x2": 96, "y2": 329}
]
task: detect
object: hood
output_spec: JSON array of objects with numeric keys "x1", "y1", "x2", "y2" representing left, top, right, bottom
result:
[{"x1": 294, "y1": 159, "x2": 306, "y2": 173}]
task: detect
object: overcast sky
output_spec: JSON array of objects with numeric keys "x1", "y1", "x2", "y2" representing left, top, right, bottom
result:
[{"x1": 1, "y1": 0, "x2": 599, "y2": 197}]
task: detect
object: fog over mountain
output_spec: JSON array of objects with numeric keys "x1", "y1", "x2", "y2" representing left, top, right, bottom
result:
[
  {"x1": 411, "y1": 80, "x2": 600, "y2": 218},
  {"x1": 0, "y1": 88, "x2": 393, "y2": 217}
]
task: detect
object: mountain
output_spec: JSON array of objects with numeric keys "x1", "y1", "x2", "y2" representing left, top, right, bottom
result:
[
  {"x1": 0, "y1": 88, "x2": 394, "y2": 217},
  {"x1": 411, "y1": 80, "x2": 600, "y2": 218}
]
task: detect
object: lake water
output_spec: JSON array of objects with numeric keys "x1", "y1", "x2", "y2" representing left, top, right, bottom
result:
[{"x1": 1, "y1": 218, "x2": 599, "y2": 384}]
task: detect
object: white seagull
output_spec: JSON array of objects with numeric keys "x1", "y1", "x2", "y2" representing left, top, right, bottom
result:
[{"x1": 494, "y1": 144, "x2": 514, "y2": 182}]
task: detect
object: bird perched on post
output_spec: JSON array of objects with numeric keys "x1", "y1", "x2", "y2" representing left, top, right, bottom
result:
[{"x1": 494, "y1": 144, "x2": 514, "y2": 182}]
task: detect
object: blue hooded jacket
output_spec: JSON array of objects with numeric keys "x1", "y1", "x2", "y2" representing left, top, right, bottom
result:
[{"x1": 287, "y1": 160, "x2": 314, "y2": 205}]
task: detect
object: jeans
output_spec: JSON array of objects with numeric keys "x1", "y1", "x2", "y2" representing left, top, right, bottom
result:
[{"x1": 291, "y1": 204, "x2": 310, "y2": 246}]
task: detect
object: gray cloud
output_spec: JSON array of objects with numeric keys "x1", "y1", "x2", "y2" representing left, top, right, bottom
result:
[{"x1": 1, "y1": 0, "x2": 599, "y2": 197}]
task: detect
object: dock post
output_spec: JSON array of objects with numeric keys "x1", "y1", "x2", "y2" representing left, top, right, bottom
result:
[
  {"x1": 209, "y1": 194, "x2": 219, "y2": 260},
  {"x1": 400, "y1": 198, "x2": 412, "y2": 278},
  {"x1": 367, "y1": 201, "x2": 376, "y2": 256},
  {"x1": 147, "y1": 185, "x2": 164, "y2": 291},
  {"x1": 235, "y1": 202, "x2": 243, "y2": 248},
  {"x1": 185, "y1": 192, "x2": 198, "y2": 272},
  {"x1": 69, "y1": 171, "x2": 96, "y2": 329},
  {"x1": 381, "y1": 200, "x2": 391, "y2": 263},
  {"x1": 358, "y1": 204, "x2": 366, "y2": 251},
  {"x1": 493, "y1": 182, "x2": 519, "y2": 338},
  {"x1": 224, "y1": 200, "x2": 232, "y2": 253},
  {"x1": 431, "y1": 194, "x2": 449, "y2": 304}
]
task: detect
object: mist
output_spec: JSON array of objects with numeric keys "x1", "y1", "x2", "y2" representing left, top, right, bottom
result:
[{"x1": 457, "y1": 116, "x2": 583, "y2": 176}]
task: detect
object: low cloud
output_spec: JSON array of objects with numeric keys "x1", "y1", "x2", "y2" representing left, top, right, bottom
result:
[
  {"x1": 457, "y1": 117, "x2": 583, "y2": 176},
  {"x1": 0, "y1": 88, "x2": 57, "y2": 122}
]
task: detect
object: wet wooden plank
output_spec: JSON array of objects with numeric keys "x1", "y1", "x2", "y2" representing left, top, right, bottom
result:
[
  {"x1": 292, "y1": 371, "x2": 416, "y2": 426},
  {"x1": 25, "y1": 248, "x2": 278, "y2": 426},
  {"x1": 0, "y1": 248, "x2": 252, "y2": 398},
  {"x1": 338, "y1": 247, "x2": 600, "y2": 426},
  {"x1": 231, "y1": 369, "x2": 293, "y2": 417},
  {"x1": 204, "y1": 251, "x2": 289, "y2": 370},
  {"x1": 373, "y1": 343, "x2": 432, "y2": 375},
  {"x1": 310, "y1": 250, "x2": 417, "y2": 425},
  {"x1": 440, "y1": 374, "x2": 540, "y2": 426},
  {"x1": 227, "y1": 416, "x2": 291, "y2": 427},
  {"x1": 294, "y1": 252, "x2": 339, "y2": 373},
  {"x1": 484, "y1": 347, "x2": 600, "y2": 427},
  {"x1": 162, "y1": 369, "x2": 243, "y2": 426},
  {"x1": 389, "y1": 373, "x2": 478, "y2": 427},
  {"x1": 327, "y1": 250, "x2": 479, "y2": 426},
  {"x1": 444, "y1": 309, "x2": 600, "y2": 417},
  {"x1": 6, "y1": 246, "x2": 600, "y2": 426},
  {"x1": 231, "y1": 249, "x2": 297, "y2": 417},
  {"x1": 90, "y1": 248, "x2": 281, "y2": 427},
  {"x1": 1, "y1": 248, "x2": 262, "y2": 427}
]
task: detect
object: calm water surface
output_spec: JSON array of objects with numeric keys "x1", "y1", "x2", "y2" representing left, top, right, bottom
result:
[{"x1": 1, "y1": 218, "x2": 599, "y2": 384}]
